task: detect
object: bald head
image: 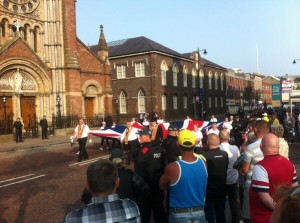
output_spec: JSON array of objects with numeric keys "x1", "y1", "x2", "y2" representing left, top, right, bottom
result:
[
  {"x1": 219, "y1": 130, "x2": 230, "y2": 142},
  {"x1": 207, "y1": 133, "x2": 220, "y2": 149},
  {"x1": 260, "y1": 133, "x2": 279, "y2": 155}
]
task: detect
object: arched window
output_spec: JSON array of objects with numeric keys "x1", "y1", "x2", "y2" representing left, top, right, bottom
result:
[
  {"x1": 192, "y1": 68, "x2": 196, "y2": 88},
  {"x1": 183, "y1": 95, "x2": 187, "y2": 109},
  {"x1": 208, "y1": 71, "x2": 212, "y2": 90},
  {"x1": 1, "y1": 19, "x2": 8, "y2": 37},
  {"x1": 172, "y1": 63, "x2": 178, "y2": 87},
  {"x1": 34, "y1": 26, "x2": 39, "y2": 52},
  {"x1": 183, "y1": 66, "x2": 188, "y2": 87},
  {"x1": 162, "y1": 94, "x2": 166, "y2": 110},
  {"x1": 138, "y1": 90, "x2": 146, "y2": 113},
  {"x1": 173, "y1": 95, "x2": 178, "y2": 110},
  {"x1": 220, "y1": 73, "x2": 224, "y2": 90},
  {"x1": 120, "y1": 91, "x2": 127, "y2": 114},
  {"x1": 199, "y1": 70, "x2": 204, "y2": 88},
  {"x1": 161, "y1": 61, "x2": 167, "y2": 86},
  {"x1": 215, "y1": 72, "x2": 218, "y2": 90}
]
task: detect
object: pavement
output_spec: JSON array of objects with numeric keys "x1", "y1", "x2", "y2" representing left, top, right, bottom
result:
[{"x1": 0, "y1": 134, "x2": 76, "y2": 153}]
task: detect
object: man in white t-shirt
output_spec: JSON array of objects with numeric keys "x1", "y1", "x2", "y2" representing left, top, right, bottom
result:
[
  {"x1": 72, "y1": 119, "x2": 91, "y2": 162},
  {"x1": 193, "y1": 124, "x2": 203, "y2": 154},
  {"x1": 208, "y1": 122, "x2": 220, "y2": 135},
  {"x1": 210, "y1": 115, "x2": 218, "y2": 122}
]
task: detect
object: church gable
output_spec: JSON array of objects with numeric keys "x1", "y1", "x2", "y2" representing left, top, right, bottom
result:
[
  {"x1": 0, "y1": 38, "x2": 48, "y2": 71},
  {"x1": 76, "y1": 39, "x2": 104, "y2": 73}
]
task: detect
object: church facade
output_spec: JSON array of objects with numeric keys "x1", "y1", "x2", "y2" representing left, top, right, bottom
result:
[{"x1": 0, "y1": 0, "x2": 112, "y2": 129}]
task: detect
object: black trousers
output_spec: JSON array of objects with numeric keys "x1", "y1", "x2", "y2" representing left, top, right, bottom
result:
[
  {"x1": 205, "y1": 195, "x2": 226, "y2": 223},
  {"x1": 15, "y1": 129, "x2": 23, "y2": 143},
  {"x1": 137, "y1": 192, "x2": 168, "y2": 223},
  {"x1": 226, "y1": 182, "x2": 240, "y2": 223},
  {"x1": 77, "y1": 137, "x2": 88, "y2": 162},
  {"x1": 124, "y1": 139, "x2": 138, "y2": 163},
  {"x1": 41, "y1": 127, "x2": 48, "y2": 139}
]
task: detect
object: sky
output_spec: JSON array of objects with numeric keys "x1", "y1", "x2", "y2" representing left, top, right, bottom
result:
[{"x1": 76, "y1": 0, "x2": 300, "y2": 76}]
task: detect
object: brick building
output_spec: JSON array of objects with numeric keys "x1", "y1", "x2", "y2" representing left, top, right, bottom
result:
[
  {"x1": 0, "y1": 0, "x2": 112, "y2": 128},
  {"x1": 91, "y1": 36, "x2": 226, "y2": 122}
]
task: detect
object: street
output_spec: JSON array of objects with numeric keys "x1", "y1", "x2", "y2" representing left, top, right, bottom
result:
[
  {"x1": 0, "y1": 138, "x2": 299, "y2": 223},
  {"x1": 0, "y1": 139, "x2": 112, "y2": 223}
]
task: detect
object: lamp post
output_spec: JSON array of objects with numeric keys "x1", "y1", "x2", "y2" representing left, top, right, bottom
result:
[
  {"x1": 115, "y1": 98, "x2": 119, "y2": 124},
  {"x1": 56, "y1": 95, "x2": 62, "y2": 117},
  {"x1": 240, "y1": 92, "x2": 243, "y2": 110},
  {"x1": 197, "y1": 48, "x2": 207, "y2": 120}
]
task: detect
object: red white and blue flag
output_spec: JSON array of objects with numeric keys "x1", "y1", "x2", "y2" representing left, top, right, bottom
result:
[{"x1": 89, "y1": 120, "x2": 223, "y2": 140}]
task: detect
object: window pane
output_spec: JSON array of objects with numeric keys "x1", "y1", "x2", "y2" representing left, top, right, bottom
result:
[
  {"x1": 173, "y1": 71, "x2": 177, "y2": 87},
  {"x1": 162, "y1": 95, "x2": 166, "y2": 110},
  {"x1": 117, "y1": 65, "x2": 126, "y2": 79},
  {"x1": 138, "y1": 91, "x2": 145, "y2": 113},
  {"x1": 183, "y1": 96, "x2": 187, "y2": 109},
  {"x1": 135, "y1": 62, "x2": 145, "y2": 77},
  {"x1": 173, "y1": 95, "x2": 178, "y2": 110},
  {"x1": 120, "y1": 92, "x2": 127, "y2": 113}
]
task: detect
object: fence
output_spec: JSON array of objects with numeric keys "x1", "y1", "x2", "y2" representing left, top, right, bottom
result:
[{"x1": 49, "y1": 115, "x2": 104, "y2": 135}]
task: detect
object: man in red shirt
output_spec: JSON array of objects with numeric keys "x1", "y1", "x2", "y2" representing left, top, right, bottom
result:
[{"x1": 249, "y1": 133, "x2": 299, "y2": 223}]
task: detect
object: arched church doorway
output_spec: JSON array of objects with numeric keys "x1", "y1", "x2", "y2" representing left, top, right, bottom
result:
[
  {"x1": 84, "y1": 97, "x2": 94, "y2": 118},
  {"x1": 20, "y1": 96, "x2": 36, "y2": 129}
]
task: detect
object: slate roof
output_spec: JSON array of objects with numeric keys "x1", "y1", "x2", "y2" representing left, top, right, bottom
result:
[
  {"x1": 90, "y1": 36, "x2": 227, "y2": 70},
  {"x1": 91, "y1": 36, "x2": 190, "y2": 60}
]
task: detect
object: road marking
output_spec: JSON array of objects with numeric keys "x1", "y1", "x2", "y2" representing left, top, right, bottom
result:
[
  {"x1": 0, "y1": 174, "x2": 46, "y2": 188},
  {"x1": 0, "y1": 174, "x2": 35, "y2": 184},
  {"x1": 69, "y1": 155, "x2": 110, "y2": 167}
]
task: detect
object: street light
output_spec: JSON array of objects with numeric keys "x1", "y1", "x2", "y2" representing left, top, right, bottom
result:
[
  {"x1": 240, "y1": 92, "x2": 243, "y2": 110},
  {"x1": 56, "y1": 95, "x2": 61, "y2": 117},
  {"x1": 115, "y1": 98, "x2": 119, "y2": 124},
  {"x1": 293, "y1": 59, "x2": 300, "y2": 64},
  {"x1": 197, "y1": 48, "x2": 207, "y2": 120}
]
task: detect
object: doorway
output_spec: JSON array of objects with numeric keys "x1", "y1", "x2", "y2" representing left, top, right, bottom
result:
[
  {"x1": 84, "y1": 97, "x2": 94, "y2": 118},
  {"x1": 20, "y1": 96, "x2": 36, "y2": 129}
]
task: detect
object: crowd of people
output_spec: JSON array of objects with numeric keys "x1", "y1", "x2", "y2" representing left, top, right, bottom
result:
[{"x1": 62, "y1": 110, "x2": 300, "y2": 223}]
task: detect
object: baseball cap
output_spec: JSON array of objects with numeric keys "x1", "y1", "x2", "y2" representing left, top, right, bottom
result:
[
  {"x1": 178, "y1": 129, "x2": 196, "y2": 148},
  {"x1": 109, "y1": 149, "x2": 124, "y2": 161},
  {"x1": 137, "y1": 128, "x2": 152, "y2": 136},
  {"x1": 168, "y1": 124, "x2": 179, "y2": 131}
]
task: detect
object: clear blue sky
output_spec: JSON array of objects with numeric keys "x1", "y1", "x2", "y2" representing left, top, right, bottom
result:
[{"x1": 76, "y1": 0, "x2": 300, "y2": 76}]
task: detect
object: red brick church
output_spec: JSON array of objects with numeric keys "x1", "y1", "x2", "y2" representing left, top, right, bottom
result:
[{"x1": 0, "y1": 0, "x2": 112, "y2": 129}]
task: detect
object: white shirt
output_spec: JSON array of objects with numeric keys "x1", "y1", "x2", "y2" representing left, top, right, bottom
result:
[
  {"x1": 120, "y1": 127, "x2": 138, "y2": 141},
  {"x1": 222, "y1": 122, "x2": 232, "y2": 133},
  {"x1": 208, "y1": 128, "x2": 220, "y2": 135},
  {"x1": 194, "y1": 130, "x2": 203, "y2": 147},
  {"x1": 210, "y1": 118, "x2": 218, "y2": 122},
  {"x1": 74, "y1": 124, "x2": 90, "y2": 138}
]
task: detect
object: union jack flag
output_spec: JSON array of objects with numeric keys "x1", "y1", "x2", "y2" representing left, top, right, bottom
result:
[{"x1": 89, "y1": 120, "x2": 223, "y2": 140}]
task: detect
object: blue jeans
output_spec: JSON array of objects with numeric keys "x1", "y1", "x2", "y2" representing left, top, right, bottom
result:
[{"x1": 169, "y1": 208, "x2": 207, "y2": 223}]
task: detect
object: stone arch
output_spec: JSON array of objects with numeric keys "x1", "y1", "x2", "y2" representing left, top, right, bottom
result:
[
  {"x1": 82, "y1": 80, "x2": 103, "y2": 95},
  {"x1": 0, "y1": 58, "x2": 51, "y2": 94}
]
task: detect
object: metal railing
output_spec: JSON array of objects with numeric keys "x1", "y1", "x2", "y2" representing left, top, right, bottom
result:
[
  {"x1": 50, "y1": 115, "x2": 104, "y2": 135},
  {"x1": 0, "y1": 118, "x2": 13, "y2": 135}
]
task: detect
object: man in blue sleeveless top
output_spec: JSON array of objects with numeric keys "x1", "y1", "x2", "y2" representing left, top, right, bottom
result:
[{"x1": 159, "y1": 129, "x2": 208, "y2": 223}]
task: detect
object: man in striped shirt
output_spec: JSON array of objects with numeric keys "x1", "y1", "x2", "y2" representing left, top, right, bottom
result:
[{"x1": 249, "y1": 133, "x2": 298, "y2": 223}]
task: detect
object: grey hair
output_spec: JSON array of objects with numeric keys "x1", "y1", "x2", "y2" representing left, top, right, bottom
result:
[{"x1": 271, "y1": 124, "x2": 284, "y2": 138}]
